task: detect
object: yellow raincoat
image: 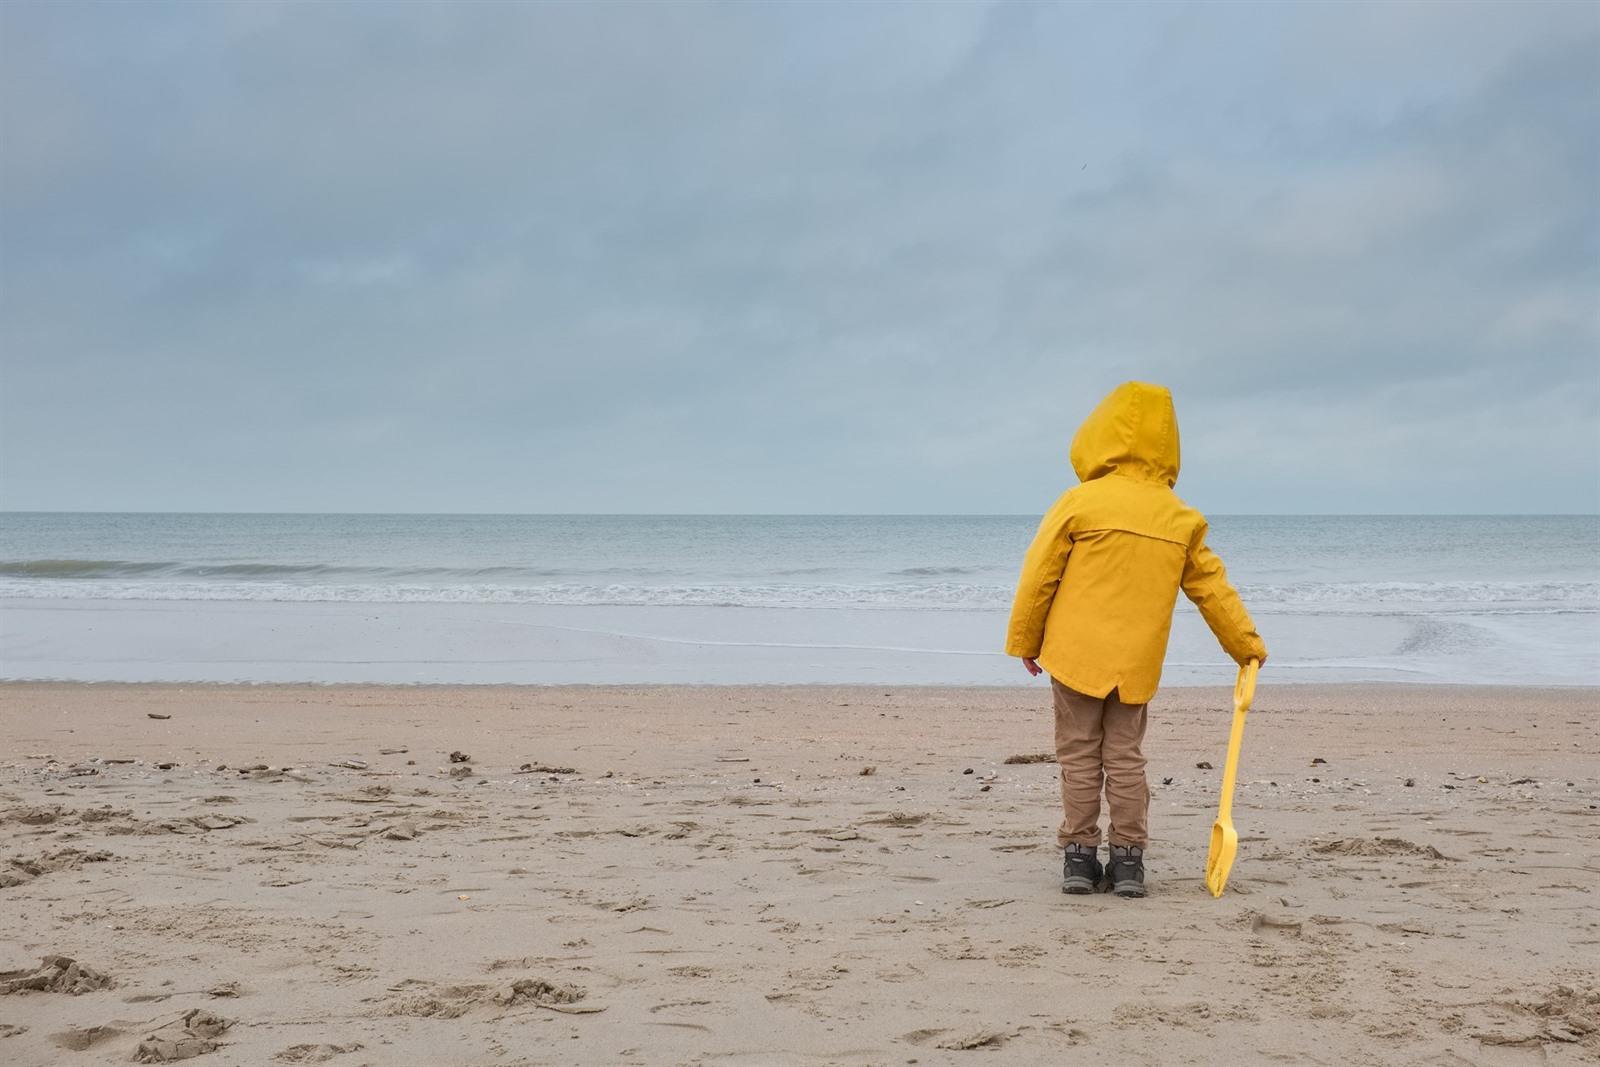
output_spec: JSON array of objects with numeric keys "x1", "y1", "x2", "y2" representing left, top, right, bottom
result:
[{"x1": 1005, "y1": 382, "x2": 1266, "y2": 704}]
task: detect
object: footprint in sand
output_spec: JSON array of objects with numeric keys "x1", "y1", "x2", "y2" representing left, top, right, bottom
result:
[
  {"x1": 1, "y1": 848, "x2": 114, "y2": 888},
  {"x1": 0, "y1": 955, "x2": 113, "y2": 994},
  {"x1": 130, "y1": 1008, "x2": 234, "y2": 1063},
  {"x1": 51, "y1": 1025, "x2": 122, "y2": 1051},
  {"x1": 902, "y1": 1027, "x2": 1010, "y2": 1050},
  {"x1": 1248, "y1": 912, "x2": 1304, "y2": 937},
  {"x1": 272, "y1": 1042, "x2": 365, "y2": 1063},
  {"x1": 649, "y1": 998, "x2": 714, "y2": 1013},
  {"x1": 1311, "y1": 837, "x2": 1453, "y2": 860},
  {"x1": 382, "y1": 976, "x2": 598, "y2": 1018}
]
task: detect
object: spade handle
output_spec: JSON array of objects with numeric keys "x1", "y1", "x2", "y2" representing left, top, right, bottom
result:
[
  {"x1": 1216, "y1": 660, "x2": 1260, "y2": 824},
  {"x1": 1233, "y1": 658, "x2": 1259, "y2": 711}
]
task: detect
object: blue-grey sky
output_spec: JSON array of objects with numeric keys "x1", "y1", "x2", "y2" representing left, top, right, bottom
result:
[{"x1": 2, "y1": 0, "x2": 1596, "y2": 514}]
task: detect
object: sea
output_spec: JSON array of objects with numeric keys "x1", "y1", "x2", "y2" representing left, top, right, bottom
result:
[{"x1": 2, "y1": 513, "x2": 1596, "y2": 686}]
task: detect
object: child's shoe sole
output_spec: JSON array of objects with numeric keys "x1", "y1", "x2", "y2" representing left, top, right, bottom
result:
[
  {"x1": 1061, "y1": 876, "x2": 1097, "y2": 895},
  {"x1": 1110, "y1": 881, "x2": 1146, "y2": 898}
]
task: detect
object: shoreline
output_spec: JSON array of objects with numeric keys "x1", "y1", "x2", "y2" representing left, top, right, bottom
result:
[
  {"x1": 6, "y1": 597, "x2": 1596, "y2": 687},
  {"x1": 4, "y1": 679, "x2": 1600, "y2": 693}
]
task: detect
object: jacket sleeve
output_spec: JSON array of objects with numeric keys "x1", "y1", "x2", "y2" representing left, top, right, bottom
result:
[
  {"x1": 1181, "y1": 522, "x2": 1267, "y2": 666},
  {"x1": 1004, "y1": 494, "x2": 1074, "y2": 659}
]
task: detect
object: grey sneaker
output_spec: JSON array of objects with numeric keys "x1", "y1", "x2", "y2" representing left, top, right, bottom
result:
[
  {"x1": 1106, "y1": 844, "x2": 1146, "y2": 898},
  {"x1": 1061, "y1": 843, "x2": 1103, "y2": 895}
]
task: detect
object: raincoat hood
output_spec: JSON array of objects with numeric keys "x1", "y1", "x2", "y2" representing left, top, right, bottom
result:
[{"x1": 1069, "y1": 382, "x2": 1181, "y2": 488}]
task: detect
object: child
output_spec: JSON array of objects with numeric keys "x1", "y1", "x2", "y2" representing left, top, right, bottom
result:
[{"x1": 1005, "y1": 382, "x2": 1266, "y2": 898}]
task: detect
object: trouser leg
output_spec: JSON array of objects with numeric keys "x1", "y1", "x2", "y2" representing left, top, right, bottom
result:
[
  {"x1": 1051, "y1": 679, "x2": 1106, "y2": 848},
  {"x1": 1100, "y1": 689, "x2": 1150, "y2": 848}
]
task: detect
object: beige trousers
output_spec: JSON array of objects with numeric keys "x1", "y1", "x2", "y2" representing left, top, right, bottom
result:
[{"x1": 1051, "y1": 678, "x2": 1150, "y2": 848}]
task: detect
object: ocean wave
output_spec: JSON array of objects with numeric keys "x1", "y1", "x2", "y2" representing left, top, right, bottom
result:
[
  {"x1": 1237, "y1": 580, "x2": 1600, "y2": 606},
  {"x1": 0, "y1": 579, "x2": 1010, "y2": 609},
  {"x1": 0, "y1": 559, "x2": 179, "y2": 578},
  {"x1": 0, "y1": 558, "x2": 402, "y2": 579},
  {"x1": 1, "y1": 576, "x2": 1595, "y2": 615},
  {"x1": 7, "y1": 559, "x2": 1593, "y2": 613},
  {"x1": 0, "y1": 559, "x2": 594, "y2": 581}
]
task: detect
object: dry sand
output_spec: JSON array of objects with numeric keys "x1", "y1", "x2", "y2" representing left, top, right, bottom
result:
[{"x1": 0, "y1": 682, "x2": 1596, "y2": 1066}]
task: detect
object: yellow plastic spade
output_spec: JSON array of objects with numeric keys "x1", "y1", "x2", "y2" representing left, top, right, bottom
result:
[{"x1": 1205, "y1": 659, "x2": 1260, "y2": 898}]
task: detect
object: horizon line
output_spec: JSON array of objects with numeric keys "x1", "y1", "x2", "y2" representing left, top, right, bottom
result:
[{"x1": 3, "y1": 510, "x2": 1598, "y2": 519}]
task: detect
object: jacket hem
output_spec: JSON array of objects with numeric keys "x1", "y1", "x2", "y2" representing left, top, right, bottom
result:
[{"x1": 1039, "y1": 660, "x2": 1160, "y2": 706}]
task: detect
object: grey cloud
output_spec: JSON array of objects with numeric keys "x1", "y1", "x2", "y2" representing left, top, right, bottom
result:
[{"x1": 1, "y1": 0, "x2": 1596, "y2": 513}]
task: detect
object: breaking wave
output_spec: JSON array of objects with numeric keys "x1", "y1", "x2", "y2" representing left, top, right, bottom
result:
[{"x1": 0, "y1": 562, "x2": 1594, "y2": 616}]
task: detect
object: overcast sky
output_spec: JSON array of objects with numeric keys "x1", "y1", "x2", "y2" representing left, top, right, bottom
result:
[{"x1": 1, "y1": 0, "x2": 1596, "y2": 514}]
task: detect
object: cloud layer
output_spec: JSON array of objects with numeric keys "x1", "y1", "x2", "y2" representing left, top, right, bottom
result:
[{"x1": 2, "y1": 0, "x2": 1596, "y2": 512}]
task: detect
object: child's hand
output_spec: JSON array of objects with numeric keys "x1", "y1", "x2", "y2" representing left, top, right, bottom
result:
[{"x1": 1022, "y1": 658, "x2": 1042, "y2": 677}]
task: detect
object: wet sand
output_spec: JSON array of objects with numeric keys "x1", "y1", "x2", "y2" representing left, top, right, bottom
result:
[{"x1": 1, "y1": 682, "x2": 1596, "y2": 1065}]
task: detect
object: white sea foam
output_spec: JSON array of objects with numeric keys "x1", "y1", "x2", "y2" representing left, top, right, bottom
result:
[{"x1": 1, "y1": 576, "x2": 1594, "y2": 615}]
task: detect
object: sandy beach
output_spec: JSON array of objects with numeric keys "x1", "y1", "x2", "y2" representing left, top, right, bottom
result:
[{"x1": 1, "y1": 682, "x2": 1596, "y2": 1066}]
